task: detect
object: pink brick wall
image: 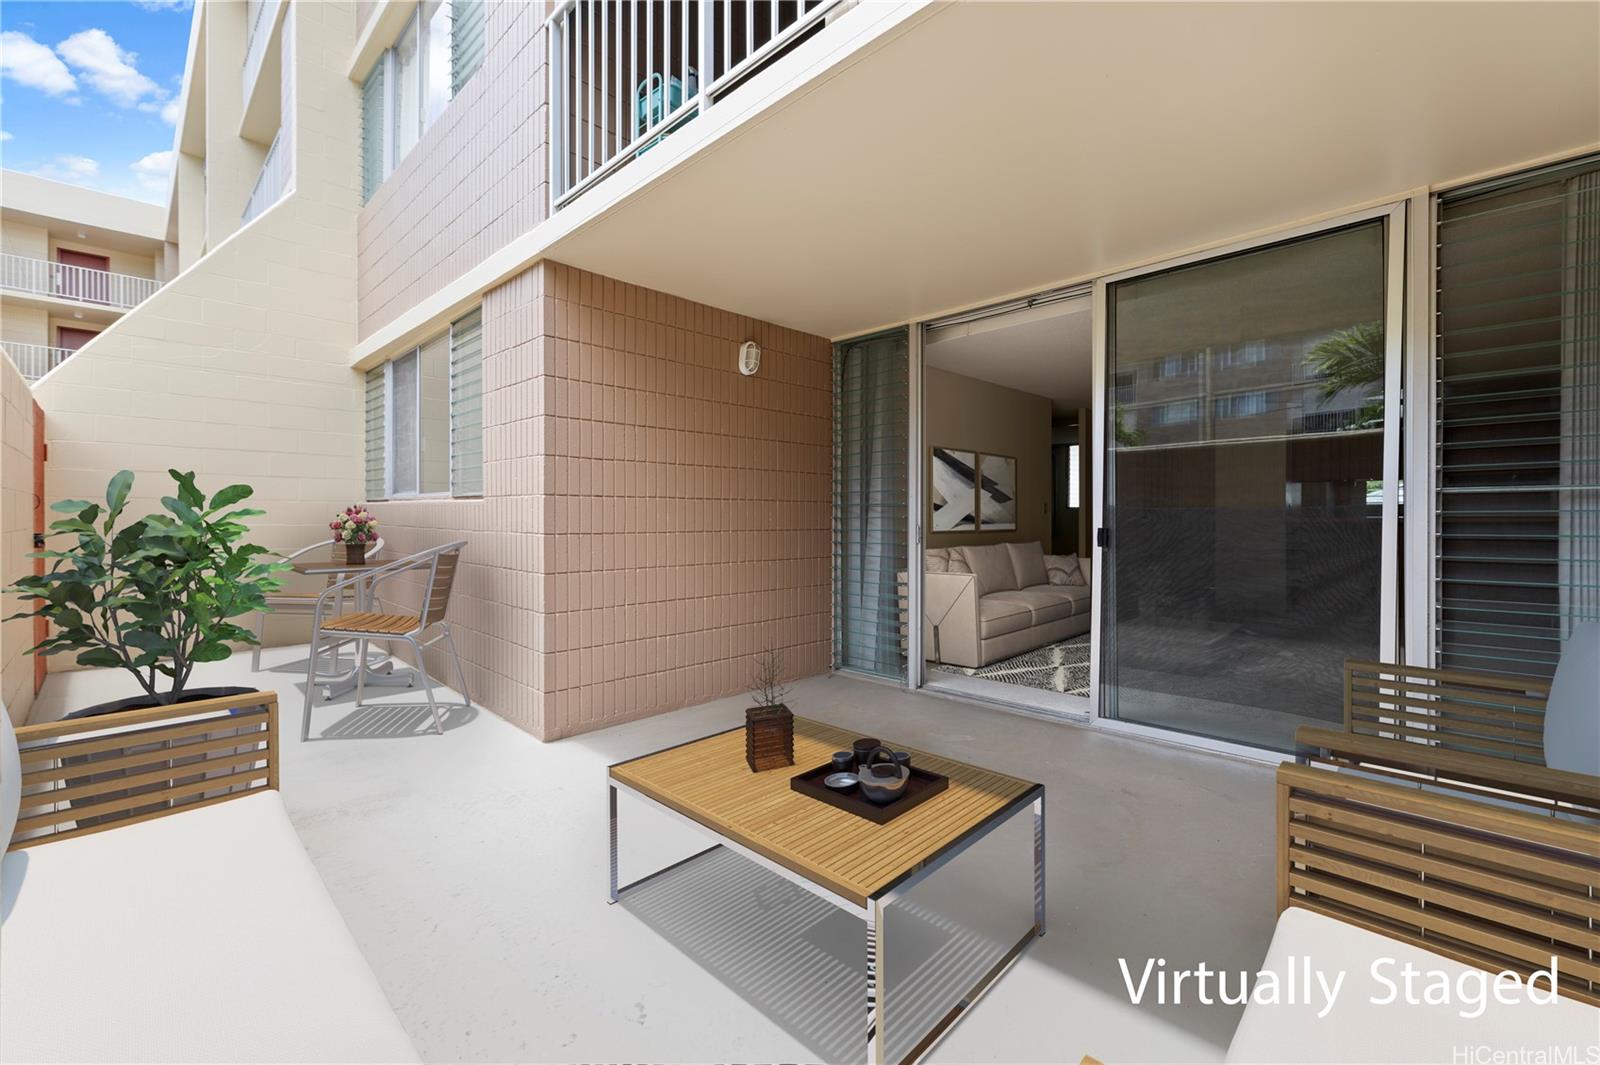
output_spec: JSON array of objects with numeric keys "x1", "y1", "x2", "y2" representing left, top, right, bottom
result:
[
  {"x1": 369, "y1": 261, "x2": 833, "y2": 740},
  {"x1": 357, "y1": 1, "x2": 551, "y2": 340}
]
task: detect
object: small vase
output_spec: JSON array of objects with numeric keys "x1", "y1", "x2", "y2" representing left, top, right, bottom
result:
[{"x1": 344, "y1": 541, "x2": 367, "y2": 565}]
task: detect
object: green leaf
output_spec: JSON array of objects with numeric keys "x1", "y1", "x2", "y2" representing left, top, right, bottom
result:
[
  {"x1": 75, "y1": 648, "x2": 123, "y2": 668},
  {"x1": 189, "y1": 641, "x2": 234, "y2": 663},
  {"x1": 50, "y1": 499, "x2": 93, "y2": 513},
  {"x1": 169, "y1": 469, "x2": 205, "y2": 510},
  {"x1": 105, "y1": 470, "x2": 134, "y2": 518},
  {"x1": 209, "y1": 484, "x2": 254, "y2": 509},
  {"x1": 161, "y1": 495, "x2": 202, "y2": 526}
]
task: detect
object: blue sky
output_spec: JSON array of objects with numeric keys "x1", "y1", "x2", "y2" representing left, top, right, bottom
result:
[{"x1": 0, "y1": 0, "x2": 192, "y2": 203}]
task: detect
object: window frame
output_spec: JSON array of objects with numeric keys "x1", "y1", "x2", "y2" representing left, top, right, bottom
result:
[
  {"x1": 363, "y1": 1, "x2": 480, "y2": 201},
  {"x1": 373, "y1": 312, "x2": 484, "y2": 501}
]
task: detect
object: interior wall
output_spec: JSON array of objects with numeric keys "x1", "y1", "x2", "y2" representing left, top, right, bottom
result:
[
  {"x1": 1, "y1": 353, "x2": 37, "y2": 725},
  {"x1": 924, "y1": 367, "x2": 1053, "y2": 552}
]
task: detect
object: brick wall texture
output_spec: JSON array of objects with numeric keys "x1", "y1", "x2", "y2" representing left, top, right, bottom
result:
[
  {"x1": 356, "y1": 0, "x2": 551, "y2": 340},
  {"x1": 369, "y1": 260, "x2": 833, "y2": 740}
]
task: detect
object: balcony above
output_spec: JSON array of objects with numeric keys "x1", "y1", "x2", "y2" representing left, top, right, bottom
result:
[
  {"x1": 0, "y1": 252, "x2": 161, "y2": 317},
  {"x1": 549, "y1": 0, "x2": 843, "y2": 209}
]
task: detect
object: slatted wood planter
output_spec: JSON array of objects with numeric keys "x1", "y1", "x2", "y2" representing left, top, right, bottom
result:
[{"x1": 745, "y1": 704, "x2": 794, "y2": 772}]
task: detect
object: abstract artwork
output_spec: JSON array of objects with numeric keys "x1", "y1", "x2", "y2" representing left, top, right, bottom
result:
[
  {"x1": 977, "y1": 453, "x2": 1017, "y2": 531},
  {"x1": 930, "y1": 448, "x2": 977, "y2": 532}
]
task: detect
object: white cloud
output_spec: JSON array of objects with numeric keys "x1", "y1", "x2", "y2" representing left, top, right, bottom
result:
[
  {"x1": 0, "y1": 30, "x2": 77, "y2": 96},
  {"x1": 0, "y1": 130, "x2": 12, "y2": 142},
  {"x1": 28, "y1": 154, "x2": 101, "y2": 183},
  {"x1": 160, "y1": 96, "x2": 181, "y2": 125},
  {"x1": 130, "y1": 149, "x2": 174, "y2": 194},
  {"x1": 133, "y1": 1, "x2": 193, "y2": 10},
  {"x1": 56, "y1": 28, "x2": 162, "y2": 109}
]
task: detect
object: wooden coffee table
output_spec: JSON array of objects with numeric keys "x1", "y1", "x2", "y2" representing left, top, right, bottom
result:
[{"x1": 608, "y1": 716, "x2": 1045, "y2": 1064}]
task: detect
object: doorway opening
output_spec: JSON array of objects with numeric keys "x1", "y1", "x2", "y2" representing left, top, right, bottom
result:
[{"x1": 915, "y1": 289, "x2": 1096, "y2": 719}]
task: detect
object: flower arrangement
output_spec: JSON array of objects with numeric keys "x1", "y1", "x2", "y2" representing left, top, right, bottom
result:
[{"x1": 331, "y1": 506, "x2": 378, "y2": 562}]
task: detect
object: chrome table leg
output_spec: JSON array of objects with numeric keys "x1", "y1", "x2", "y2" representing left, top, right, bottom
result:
[{"x1": 608, "y1": 783, "x2": 620, "y2": 904}]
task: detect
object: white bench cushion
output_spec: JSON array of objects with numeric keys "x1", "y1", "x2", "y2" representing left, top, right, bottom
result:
[
  {"x1": 1, "y1": 791, "x2": 417, "y2": 1064},
  {"x1": 1226, "y1": 906, "x2": 1599, "y2": 1064}
]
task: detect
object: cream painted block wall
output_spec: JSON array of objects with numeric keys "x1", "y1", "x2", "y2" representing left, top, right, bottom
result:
[
  {"x1": 32, "y1": 0, "x2": 364, "y2": 665},
  {"x1": 1, "y1": 352, "x2": 37, "y2": 725},
  {"x1": 3, "y1": 306, "x2": 50, "y2": 346},
  {"x1": 1, "y1": 220, "x2": 49, "y2": 260}
]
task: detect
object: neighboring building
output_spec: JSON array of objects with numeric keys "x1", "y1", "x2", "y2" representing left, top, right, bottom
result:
[
  {"x1": 2, "y1": 1, "x2": 1597, "y2": 757},
  {"x1": 0, "y1": 172, "x2": 169, "y2": 380}
]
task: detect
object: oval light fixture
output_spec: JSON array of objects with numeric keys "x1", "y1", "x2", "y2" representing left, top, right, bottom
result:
[{"x1": 738, "y1": 340, "x2": 761, "y2": 376}]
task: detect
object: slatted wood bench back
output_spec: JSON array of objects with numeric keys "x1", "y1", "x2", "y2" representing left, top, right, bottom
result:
[
  {"x1": 1343, "y1": 660, "x2": 1550, "y2": 763},
  {"x1": 1278, "y1": 763, "x2": 1600, "y2": 1007},
  {"x1": 8, "y1": 690, "x2": 278, "y2": 851}
]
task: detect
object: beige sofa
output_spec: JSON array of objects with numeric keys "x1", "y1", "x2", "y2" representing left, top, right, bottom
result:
[{"x1": 922, "y1": 542, "x2": 1092, "y2": 668}]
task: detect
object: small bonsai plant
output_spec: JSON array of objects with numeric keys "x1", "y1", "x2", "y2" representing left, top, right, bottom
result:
[
  {"x1": 7, "y1": 469, "x2": 286, "y2": 706},
  {"x1": 749, "y1": 648, "x2": 792, "y2": 710},
  {"x1": 330, "y1": 505, "x2": 379, "y2": 562},
  {"x1": 745, "y1": 649, "x2": 793, "y2": 772}
]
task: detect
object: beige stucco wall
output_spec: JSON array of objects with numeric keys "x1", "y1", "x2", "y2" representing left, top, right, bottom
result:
[
  {"x1": 1, "y1": 220, "x2": 49, "y2": 260},
  {"x1": 925, "y1": 367, "x2": 1054, "y2": 553},
  {"x1": 357, "y1": 0, "x2": 551, "y2": 340},
  {"x1": 1, "y1": 352, "x2": 37, "y2": 725},
  {"x1": 32, "y1": 0, "x2": 363, "y2": 664},
  {"x1": 3, "y1": 307, "x2": 50, "y2": 346},
  {"x1": 368, "y1": 260, "x2": 832, "y2": 740}
]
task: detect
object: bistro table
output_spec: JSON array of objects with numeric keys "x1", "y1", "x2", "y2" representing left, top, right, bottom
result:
[
  {"x1": 290, "y1": 550, "x2": 416, "y2": 698},
  {"x1": 608, "y1": 716, "x2": 1045, "y2": 1065}
]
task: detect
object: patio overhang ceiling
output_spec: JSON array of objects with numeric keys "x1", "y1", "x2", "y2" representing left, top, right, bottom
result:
[{"x1": 540, "y1": 0, "x2": 1600, "y2": 341}]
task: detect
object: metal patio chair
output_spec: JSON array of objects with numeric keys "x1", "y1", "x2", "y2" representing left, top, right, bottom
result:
[
  {"x1": 252, "y1": 536, "x2": 384, "y2": 671},
  {"x1": 301, "y1": 541, "x2": 470, "y2": 740}
]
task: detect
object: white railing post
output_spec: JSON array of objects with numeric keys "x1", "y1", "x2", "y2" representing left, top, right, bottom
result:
[{"x1": 0, "y1": 341, "x2": 77, "y2": 381}]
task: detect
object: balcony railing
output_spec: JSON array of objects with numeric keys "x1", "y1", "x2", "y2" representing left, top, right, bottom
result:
[
  {"x1": 0, "y1": 253, "x2": 160, "y2": 310},
  {"x1": 2, "y1": 341, "x2": 76, "y2": 381},
  {"x1": 242, "y1": 128, "x2": 292, "y2": 224},
  {"x1": 549, "y1": 0, "x2": 841, "y2": 207}
]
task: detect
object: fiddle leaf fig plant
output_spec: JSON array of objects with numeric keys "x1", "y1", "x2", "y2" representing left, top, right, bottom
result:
[{"x1": 6, "y1": 469, "x2": 287, "y2": 704}]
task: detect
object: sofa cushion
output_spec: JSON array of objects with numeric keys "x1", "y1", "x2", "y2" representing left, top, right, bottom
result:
[
  {"x1": 978, "y1": 595, "x2": 1034, "y2": 638},
  {"x1": 1006, "y1": 542, "x2": 1048, "y2": 588},
  {"x1": 924, "y1": 548, "x2": 952, "y2": 573},
  {"x1": 958, "y1": 544, "x2": 1018, "y2": 595},
  {"x1": 993, "y1": 586, "x2": 1090, "y2": 625},
  {"x1": 1044, "y1": 554, "x2": 1088, "y2": 586}
]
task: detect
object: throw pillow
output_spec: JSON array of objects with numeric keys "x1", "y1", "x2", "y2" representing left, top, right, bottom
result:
[
  {"x1": 957, "y1": 544, "x2": 1019, "y2": 596},
  {"x1": 1045, "y1": 554, "x2": 1088, "y2": 587},
  {"x1": 924, "y1": 548, "x2": 950, "y2": 573},
  {"x1": 1006, "y1": 541, "x2": 1048, "y2": 588}
]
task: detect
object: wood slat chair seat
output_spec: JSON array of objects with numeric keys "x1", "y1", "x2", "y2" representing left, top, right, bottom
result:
[
  {"x1": 320, "y1": 612, "x2": 422, "y2": 636},
  {"x1": 302, "y1": 541, "x2": 469, "y2": 740}
]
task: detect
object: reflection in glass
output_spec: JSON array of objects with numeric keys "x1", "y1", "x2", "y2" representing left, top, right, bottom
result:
[{"x1": 1103, "y1": 221, "x2": 1388, "y2": 751}]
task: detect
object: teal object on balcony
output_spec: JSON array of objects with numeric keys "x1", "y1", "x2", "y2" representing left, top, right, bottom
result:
[{"x1": 635, "y1": 68, "x2": 698, "y2": 157}]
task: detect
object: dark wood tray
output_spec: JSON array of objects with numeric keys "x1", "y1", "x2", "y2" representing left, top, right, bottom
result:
[{"x1": 790, "y1": 762, "x2": 949, "y2": 824}]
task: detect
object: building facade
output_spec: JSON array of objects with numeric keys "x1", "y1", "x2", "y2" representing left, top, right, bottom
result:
[{"x1": 2, "y1": 0, "x2": 1597, "y2": 753}]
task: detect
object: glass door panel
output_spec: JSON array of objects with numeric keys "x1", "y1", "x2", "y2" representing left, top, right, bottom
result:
[{"x1": 1102, "y1": 220, "x2": 1392, "y2": 751}]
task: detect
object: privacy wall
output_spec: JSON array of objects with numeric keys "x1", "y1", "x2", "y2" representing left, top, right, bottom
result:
[
  {"x1": 370, "y1": 260, "x2": 832, "y2": 740},
  {"x1": 0, "y1": 352, "x2": 37, "y2": 724}
]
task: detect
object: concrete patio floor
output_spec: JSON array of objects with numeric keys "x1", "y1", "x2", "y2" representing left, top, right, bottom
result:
[{"x1": 28, "y1": 648, "x2": 1280, "y2": 1065}]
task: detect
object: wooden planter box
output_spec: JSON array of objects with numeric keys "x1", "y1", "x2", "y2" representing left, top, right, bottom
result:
[{"x1": 745, "y1": 704, "x2": 794, "y2": 772}]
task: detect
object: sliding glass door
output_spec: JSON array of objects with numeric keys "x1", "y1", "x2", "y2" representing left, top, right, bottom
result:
[{"x1": 1099, "y1": 213, "x2": 1401, "y2": 751}]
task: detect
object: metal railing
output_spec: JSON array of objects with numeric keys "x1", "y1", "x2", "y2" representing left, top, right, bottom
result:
[
  {"x1": 0, "y1": 253, "x2": 161, "y2": 310},
  {"x1": 549, "y1": 0, "x2": 841, "y2": 207},
  {"x1": 242, "y1": 128, "x2": 292, "y2": 224},
  {"x1": 2, "y1": 341, "x2": 76, "y2": 381}
]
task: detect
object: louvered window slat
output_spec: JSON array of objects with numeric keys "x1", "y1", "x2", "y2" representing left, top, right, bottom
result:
[
  {"x1": 451, "y1": 0, "x2": 486, "y2": 95},
  {"x1": 360, "y1": 61, "x2": 385, "y2": 202},
  {"x1": 365, "y1": 366, "x2": 387, "y2": 499},
  {"x1": 833, "y1": 330, "x2": 909, "y2": 679},
  {"x1": 1435, "y1": 154, "x2": 1600, "y2": 679},
  {"x1": 450, "y1": 307, "x2": 484, "y2": 496}
]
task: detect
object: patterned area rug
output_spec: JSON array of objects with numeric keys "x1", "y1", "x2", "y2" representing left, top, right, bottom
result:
[{"x1": 931, "y1": 634, "x2": 1091, "y2": 697}]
